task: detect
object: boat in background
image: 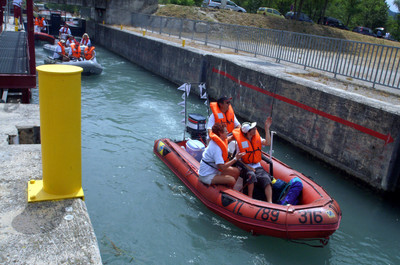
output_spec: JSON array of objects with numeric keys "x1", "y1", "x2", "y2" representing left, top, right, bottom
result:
[
  {"x1": 34, "y1": 32, "x2": 55, "y2": 45},
  {"x1": 44, "y1": 57, "x2": 103, "y2": 75}
]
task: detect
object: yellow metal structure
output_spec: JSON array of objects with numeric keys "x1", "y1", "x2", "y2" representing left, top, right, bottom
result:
[
  {"x1": 142, "y1": 30, "x2": 146, "y2": 36},
  {"x1": 28, "y1": 65, "x2": 84, "y2": 202},
  {"x1": 14, "y1": 18, "x2": 18, "y2": 32},
  {"x1": 182, "y1": 40, "x2": 186, "y2": 47}
]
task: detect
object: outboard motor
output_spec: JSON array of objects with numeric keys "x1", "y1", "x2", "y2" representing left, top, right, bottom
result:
[{"x1": 186, "y1": 113, "x2": 207, "y2": 144}]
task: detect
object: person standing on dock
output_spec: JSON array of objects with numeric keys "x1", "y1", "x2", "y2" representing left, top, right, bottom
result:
[
  {"x1": 232, "y1": 118, "x2": 273, "y2": 203},
  {"x1": 59, "y1": 23, "x2": 71, "y2": 40},
  {"x1": 12, "y1": 0, "x2": 23, "y2": 28},
  {"x1": 207, "y1": 96, "x2": 240, "y2": 140}
]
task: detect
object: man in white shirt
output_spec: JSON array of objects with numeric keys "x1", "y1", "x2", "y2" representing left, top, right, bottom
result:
[{"x1": 59, "y1": 23, "x2": 71, "y2": 40}]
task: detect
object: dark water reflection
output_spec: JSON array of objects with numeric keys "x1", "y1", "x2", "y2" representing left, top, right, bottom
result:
[{"x1": 34, "y1": 44, "x2": 400, "y2": 265}]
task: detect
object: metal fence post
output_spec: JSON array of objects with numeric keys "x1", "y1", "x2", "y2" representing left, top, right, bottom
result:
[
  {"x1": 192, "y1": 21, "x2": 195, "y2": 40},
  {"x1": 179, "y1": 18, "x2": 183, "y2": 39},
  {"x1": 372, "y1": 46, "x2": 384, "y2": 88},
  {"x1": 219, "y1": 26, "x2": 223, "y2": 49},
  {"x1": 304, "y1": 35, "x2": 312, "y2": 69},
  {"x1": 205, "y1": 21, "x2": 209, "y2": 46},
  {"x1": 276, "y1": 31, "x2": 284, "y2": 63},
  {"x1": 159, "y1": 17, "x2": 162, "y2": 35},
  {"x1": 235, "y1": 26, "x2": 240, "y2": 53},
  {"x1": 333, "y1": 39, "x2": 344, "y2": 78}
]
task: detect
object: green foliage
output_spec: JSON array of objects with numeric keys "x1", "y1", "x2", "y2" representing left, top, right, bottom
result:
[
  {"x1": 46, "y1": 3, "x2": 80, "y2": 14},
  {"x1": 159, "y1": 0, "x2": 397, "y2": 40},
  {"x1": 159, "y1": 0, "x2": 197, "y2": 5},
  {"x1": 386, "y1": 16, "x2": 400, "y2": 40}
]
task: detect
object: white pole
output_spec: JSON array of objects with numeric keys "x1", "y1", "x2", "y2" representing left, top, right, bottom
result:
[{"x1": 269, "y1": 131, "x2": 276, "y2": 158}]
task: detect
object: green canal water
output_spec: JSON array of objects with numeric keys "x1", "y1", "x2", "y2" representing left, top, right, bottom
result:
[{"x1": 34, "y1": 45, "x2": 400, "y2": 264}]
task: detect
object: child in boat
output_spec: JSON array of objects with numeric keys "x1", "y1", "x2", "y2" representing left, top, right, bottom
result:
[
  {"x1": 231, "y1": 118, "x2": 273, "y2": 203},
  {"x1": 199, "y1": 122, "x2": 244, "y2": 187}
]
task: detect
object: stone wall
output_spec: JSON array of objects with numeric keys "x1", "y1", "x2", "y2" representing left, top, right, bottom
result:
[{"x1": 88, "y1": 22, "x2": 400, "y2": 193}]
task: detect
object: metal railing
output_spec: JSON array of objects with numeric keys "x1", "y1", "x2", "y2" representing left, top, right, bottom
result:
[{"x1": 131, "y1": 13, "x2": 400, "y2": 89}]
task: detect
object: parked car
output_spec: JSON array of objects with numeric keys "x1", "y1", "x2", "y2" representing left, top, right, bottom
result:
[
  {"x1": 285, "y1": 12, "x2": 313, "y2": 23},
  {"x1": 353, "y1": 26, "x2": 376, "y2": 37},
  {"x1": 202, "y1": 0, "x2": 246, "y2": 12},
  {"x1": 323, "y1": 17, "x2": 348, "y2": 30},
  {"x1": 257, "y1": 7, "x2": 285, "y2": 18},
  {"x1": 374, "y1": 27, "x2": 385, "y2": 38}
]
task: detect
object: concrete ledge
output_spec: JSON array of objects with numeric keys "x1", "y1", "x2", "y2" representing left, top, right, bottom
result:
[
  {"x1": 0, "y1": 104, "x2": 102, "y2": 264},
  {"x1": 89, "y1": 23, "x2": 400, "y2": 192}
]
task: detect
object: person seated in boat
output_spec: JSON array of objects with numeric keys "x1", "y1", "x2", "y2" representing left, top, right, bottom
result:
[
  {"x1": 232, "y1": 118, "x2": 273, "y2": 203},
  {"x1": 199, "y1": 122, "x2": 245, "y2": 187},
  {"x1": 207, "y1": 96, "x2": 240, "y2": 141},
  {"x1": 66, "y1": 35, "x2": 78, "y2": 47},
  {"x1": 59, "y1": 23, "x2": 71, "y2": 40},
  {"x1": 53, "y1": 39, "x2": 69, "y2": 62},
  {"x1": 271, "y1": 177, "x2": 303, "y2": 205},
  {"x1": 34, "y1": 15, "x2": 46, "y2": 33},
  {"x1": 69, "y1": 42, "x2": 82, "y2": 61},
  {"x1": 80, "y1": 33, "x2": 91, "y2": 47},
  {"x1": 84, "y1": 43, "x2": 96, "y2": 61}
]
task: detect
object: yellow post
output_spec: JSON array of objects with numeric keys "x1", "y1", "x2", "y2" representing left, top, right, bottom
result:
[
  {"x1": 182, "y1": 39, "x2": 186, "y2": 47},
  {"x1": 14, "y1": 18, "x2": 18, "y2": 32},
  {"x1": 142, "y1": 30, "x2": 146, "y2": 36},
  {"x1": 120, "y1": 24, "x2": 123, "y2": 30},
  {"x1": 28, "y1": 65, "x2": 84, "y2": 202},
  {"x1": 103, "y1": 20, "x2": 105, "y2": 25}
]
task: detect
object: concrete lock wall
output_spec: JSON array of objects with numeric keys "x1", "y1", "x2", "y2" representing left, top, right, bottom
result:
[{"x1": 89, "y1": 22, "x2": 400, "y2": 192}]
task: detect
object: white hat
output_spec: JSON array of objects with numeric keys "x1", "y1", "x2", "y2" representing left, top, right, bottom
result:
[{"x1": 241, "y1": 122, "x2": 257, "y2": 133}]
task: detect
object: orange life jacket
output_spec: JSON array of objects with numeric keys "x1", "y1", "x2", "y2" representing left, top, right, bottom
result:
[
  {"x1": 84, "y1": 46, "x2": 95, "y2": 60},
  {"x1": 209, "y1": 131, "x2": 228, "y2": 162},
  {"x1": 35, "y1": 17, "x2": 44, "y2": 27},
  {"x1": 57, "y1": 41, "x2": 65, "y2": 56},
  {"x1": 210, "y1": 102, "x2": 235, "y2": 133},
  {"x1": 70, "y1": 43, "x2": 81, "y2": 58},
  {"x1": 232, "y1": 128, "x2": 262, "y2": 164}
]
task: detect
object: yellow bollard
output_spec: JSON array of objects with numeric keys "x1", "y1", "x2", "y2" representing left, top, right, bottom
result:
[
  {"x1": 14, "y1": 18, "x2": 18, "y2": 32},
  {"x1": 28, "y1": 65, "x2": 84, "y2": 202},
  {"x1": 182, "y1": 39, "x2": 186, "y2": 47},
  {"x1": 120, "y1": 24, "x2": 123, "y2": 30},
  {"x1": 142, "y1": 30, "x2": 146, "y2": 36},
  {"x1": 103, "y1": 20, "x2": 105, "y2": 25}
]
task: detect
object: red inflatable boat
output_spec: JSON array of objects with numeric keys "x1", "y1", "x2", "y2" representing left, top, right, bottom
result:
[
  {"x1": 154, "y1": 138, "x2": 342, "y2": 244},
  {"x1": 34, "y1": 32, "x2": 55, "y2": 45}
]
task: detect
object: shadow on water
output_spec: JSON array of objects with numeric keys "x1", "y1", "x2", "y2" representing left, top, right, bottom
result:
[{"x1": 32, "y1": 44, "x2": 400, "y2": 265}]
